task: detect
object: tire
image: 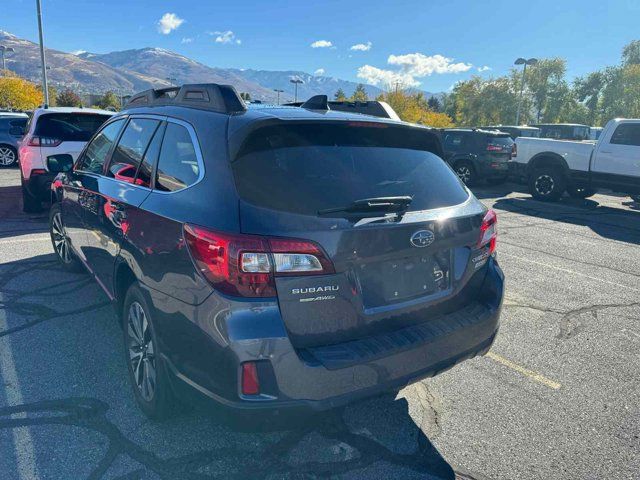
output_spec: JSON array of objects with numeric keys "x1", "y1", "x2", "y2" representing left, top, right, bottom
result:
[
  {"x1": 454, "y1": 161, "x2": 477, "y2": 186},
  {"x1": 486, "y1": 177, "x2": 507, "y2": 186},
  {"x1": 568, "y1": 186, "x2": 597, "y2": 199},
  {"x1": 0, "y1": 145, "x2": 17, "y2": 167},
  {"x1": 123, "y1": 283, "x2": 178, "y2": 419},
  {"x1": 49, "y1": 203, "x2": 83, "y2": 272},
  {"x1": 528, "y1": 167, "x2": 566, "y2": 201},
  {"x1": 22, "y1": 183, "x2": 43, "y2": 213}
]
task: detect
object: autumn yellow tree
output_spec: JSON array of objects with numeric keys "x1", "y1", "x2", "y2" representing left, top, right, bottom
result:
[
  {"x1": 0, "y1": 71, "x2": 43, "y2": 110},
  {"x1": 376, "y1": 90, "x2": 454, "y2": 127}
]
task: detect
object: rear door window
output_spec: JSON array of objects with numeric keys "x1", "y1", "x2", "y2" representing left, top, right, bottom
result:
[
  {"x1": 35, "y1": 113, "x2": 111, "y2": 142},
  {"x1": 107, "y1": 118, "x2": 161, "y2": 186},
  {"x1": 76, "y1": 119, "x2": 125, "y2": 174},
  {"x1": 232, "y1": 123, "x2": 469, "y2": 216},
  {"x1": 610, "y1": 124, "x2": 640, "y2": 147},
  {"x1": 155, "y1": 123, "x2": 200, "y2": 192}
]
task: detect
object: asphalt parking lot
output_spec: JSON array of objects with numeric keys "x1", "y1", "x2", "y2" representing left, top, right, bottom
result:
[{"x1": 1, "y1": 167, "x2": 639, "y2": 480}]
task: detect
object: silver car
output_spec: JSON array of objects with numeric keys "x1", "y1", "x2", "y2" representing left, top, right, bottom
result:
[{"x1": 0, "y1": 115, "x2": 27, "y2": 167}]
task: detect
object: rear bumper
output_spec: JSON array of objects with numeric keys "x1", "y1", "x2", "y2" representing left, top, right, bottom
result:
[
  {"x1": 152, "y1": 258, "x2": 504, "y2": 412},
  {"x1": 476, "y1": 159, "x2": 509, "y2": 179},
  {"x1": 22, "y1": 171, "x2": 55, "y2": 201}
]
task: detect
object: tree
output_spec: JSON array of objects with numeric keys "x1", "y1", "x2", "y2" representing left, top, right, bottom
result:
[
  {"x1": 0, "y1": 75, "x2": 43, "y2": 110},
  {"x1": 350, "y1": 84, "x2": 368, "y2": 102},
  {"x1": 427, "y1": 96, "x2": 442, "y2": 112},
  {"x1": 376, "y1": 89, "x2": 454, "y2": 127},
  {"x1": 524, "y1": 58, "x2": 567, "y2": 122},
  {"x1": 96, "y1": 91, "x2": 120, "y2": 110},
  {"x1": 334, "y1": 88, "x2": 347, "y2": 101},
  {"x1": 56, "y1": 89, "x2": 82, "y2": 107},
  {"x1": 573, "y1": 71, "x2": 605, "y2": 125},
  {"x1": 622, "y1": 40, "x2": 640, "y2": 66},
  {"x1": 240, "y1": 92, "x2": 251, "y2": 101}
]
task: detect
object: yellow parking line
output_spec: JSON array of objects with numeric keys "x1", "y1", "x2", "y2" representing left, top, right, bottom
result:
[{"x1": 486, "y1": 352, "x2": 561, "y2": 390}]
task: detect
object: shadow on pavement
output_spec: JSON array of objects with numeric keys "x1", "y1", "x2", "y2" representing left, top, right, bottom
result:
[{"x1": 0, "y1": 254, "x2": 481, "y2": 480}]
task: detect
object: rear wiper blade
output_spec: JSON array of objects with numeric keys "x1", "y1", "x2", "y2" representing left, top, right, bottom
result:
[{"x1": 318, "y1": 196, "x2": 413, "y2": 215}]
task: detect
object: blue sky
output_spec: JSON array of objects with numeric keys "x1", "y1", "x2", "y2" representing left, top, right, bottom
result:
[{"x1": 3, "y1": 0, "x2": 640, "y2": 92}]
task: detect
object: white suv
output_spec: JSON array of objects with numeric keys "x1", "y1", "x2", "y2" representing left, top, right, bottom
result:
[{"x1": 19, "y1": 107, "x2": 113, "y2": 212}]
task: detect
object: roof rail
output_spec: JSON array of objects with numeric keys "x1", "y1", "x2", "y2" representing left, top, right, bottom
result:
[{"x1": 124, "y1": 83, "x2": 246, "y2": 114}]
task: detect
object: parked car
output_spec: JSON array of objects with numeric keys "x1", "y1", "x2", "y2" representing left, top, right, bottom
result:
[
  {"x1": 0, "y1": 115, "x2": 28, "y2": 167},
  {"x1": 19, "y1": 107, "x2": 113, "y2": 212},
  {"x1": 285, "y1": 100, "x2": 400, "y2": 120},
  {"x1": 480, "y1": 125, "x2": 540, "y2": 140},
  {"x1": 441, "y1": 128, "x2": 515, "y2": 186},
  {"x1": 531, "y1": 123, "x2": 591, "y2": 141},
  {"x1": 48, "y1": 85, "x2": 504, "y2": 418},
  {"x1": 511, "y1": 118, "x2": 640, "y2": 201}
]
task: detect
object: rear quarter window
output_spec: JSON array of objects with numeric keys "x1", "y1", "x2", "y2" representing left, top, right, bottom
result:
[{"x1": 232, "y1": 123, "x2": 468, "y2": 216}]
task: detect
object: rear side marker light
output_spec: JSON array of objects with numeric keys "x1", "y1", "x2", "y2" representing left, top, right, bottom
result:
[
  {"x1": 241, "y1": 362, "x2": 260, "y2": 395},
  {"x1": 478, "y1": 209, "x2": 497, "y2": 254},
  {"x1": 183, "y1": 224, "x2": 335, "y2": 298}
]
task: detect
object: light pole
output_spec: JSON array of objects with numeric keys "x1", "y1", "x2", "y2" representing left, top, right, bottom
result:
[
  {"x1": 36, "y1": 0, "x2": 50, "y2": 107},
  {"x1": 515, "y1": 57, "x2": 537, "y2": 125},
  {"x1": 0, "y1": 46, "x2": 15, "y2": 71},
  {"x1": 274, "y1": 88, "x2": 284, "y2": 105},
  {"x1": 166, "y1": 76, "x2": 177, "y2": 86},
  {"x1": 289, "y1": 77, "x2": 304, "y2": 103}
]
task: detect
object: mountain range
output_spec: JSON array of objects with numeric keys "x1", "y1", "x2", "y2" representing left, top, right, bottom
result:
[{"x1": 0, "y1": 30, "x2": 435, "y2": 103}]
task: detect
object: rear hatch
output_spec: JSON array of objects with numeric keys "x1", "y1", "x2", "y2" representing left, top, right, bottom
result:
[
  {"x1": 482, "y1": 133, "x2": 513, "y2": 170},
  {"x1": 34, "y1": 112, "x2": 112, "y2": 164},
  {"x1": 231, "y1": 121, "x2": 489, "y2": 348}
]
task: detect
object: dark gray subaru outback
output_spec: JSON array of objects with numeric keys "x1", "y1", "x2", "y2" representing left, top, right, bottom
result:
[{"x1": 48, "y1": 84, "x2": 503, "y2": 418}]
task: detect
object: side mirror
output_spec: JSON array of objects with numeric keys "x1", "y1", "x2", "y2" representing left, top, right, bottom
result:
[
  {"x1": 9, "y1": 126, "x2": 24, "y2": 136},
  {"x1": 47, "y1": 154, "x2": 74, "y2": 173}
]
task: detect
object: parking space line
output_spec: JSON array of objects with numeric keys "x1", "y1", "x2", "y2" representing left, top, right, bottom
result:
[
  {"x1": 0, "y1": 313, "x2": 40, "y2": 479},
  {"x1": 500, "y1": 251, "x2": 640, "y2": 293},
  {"x1": 0, "y1": 236, "x2": 50, "y2": 246},
  {"x1": 486, "y1": 352, "x2": 562, "y2": 390}
]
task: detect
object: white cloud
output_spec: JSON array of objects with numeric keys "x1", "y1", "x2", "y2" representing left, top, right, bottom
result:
[
  {"x1": 209, "y1": 30, "x2": 241, "y2": 45},
  {"x1": 477, "y1": 65, "x2": 491, "y2": 72},
  {"x1": 358, "y1": 52, "x2": 472, "y2": 87},
  {"x1": 311, "y1": 40, "x2": 333, "y2": 48},
  {"x1": 357, "y1": 65, "x2": 421, "y2": 88},
  {"x1": 350, "y1": 41, "x2": 372, "y2": 52},
  {"x1": 314, "y1": 68, "x2": 325, "y2": 76},
  {"x1": 181, "y1": 37, "x2": 193, "y2": 44},
  {"x1": 157, "y1": 13, "x2": 184, "y2": 35}
]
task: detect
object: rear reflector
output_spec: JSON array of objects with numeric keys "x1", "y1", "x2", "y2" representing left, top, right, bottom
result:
[
  {"x1": 184, "y1": 224, "x2": 335, "y2": 298},
  {"x1": 241, "y1": 362, "x2": 260, "y2": 395},
  {"x1": 30, "y1": 169, "x2": 47, "y2": 176},
  {"x1": 478, "y1": 209, "x2": 497, "y2": 254}
]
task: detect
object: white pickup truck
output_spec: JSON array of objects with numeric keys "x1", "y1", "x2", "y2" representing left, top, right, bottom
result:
[{"x1": 510, "y1": 118, "x2": 640, "y2": 201}]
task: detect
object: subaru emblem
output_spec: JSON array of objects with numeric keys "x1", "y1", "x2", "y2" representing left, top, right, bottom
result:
[{"x1": 410, "y1": 230, "x2": 434, "y2": 248}]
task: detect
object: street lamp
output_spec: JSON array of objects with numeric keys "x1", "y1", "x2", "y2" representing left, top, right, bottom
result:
[
  {"x1": 514, "y1": 57, "x2": 537, "y2": 125},
  {"x1": 289, "y1": 77, "x2": 304, "y2": 103},
  {"x1": 36, "y1": 0, "x2": 50, "y2": 107},
  {"x1": 274, "y1": 88, "x2": 284, "y2": 105},
  {"x1": 0, "y1": 46, "x2": 15, "y2": 71},
  {"x1": 166, "y1": 77, "x2": 177, "y2": 86}
]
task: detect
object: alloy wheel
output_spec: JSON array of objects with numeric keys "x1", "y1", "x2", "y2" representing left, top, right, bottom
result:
[
  {"x1": 127, "y1": 301, "x2": 156, "y2": 402},
  {"x1": 0, "y1": 147, "x2": 16, "y2": 166},
  {"x1": 534, "y1": 174, "x2": 555, "y2": 196},
  {"x1": 456, "y1": 166, "x2": 472, "y2": 183},
  {"x1": 51, "y1": 212, "x2": 71, "y2": 263}
]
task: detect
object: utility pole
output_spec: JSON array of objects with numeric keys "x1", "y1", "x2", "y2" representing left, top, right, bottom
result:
[
  {"x1": 36, "y1": 0, "x2": 50, "y2": 107},
  {"x1": 514, "y1": 57, "x2": 538, "y2": 125},
  {"x1": 274, "y1": 89, "x2": 284, "y2": 105}
]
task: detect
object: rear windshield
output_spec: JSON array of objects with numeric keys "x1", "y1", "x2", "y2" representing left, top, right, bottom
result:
[
  {"x1": 232, "y1": 123, "x2": 468, "y2": 216},
  {"x1": 485, "y1": 135, "x2": 514, "y2": 148},
  {"x1": 35, "y1": 113, "x2": 111, "y2": 142}
]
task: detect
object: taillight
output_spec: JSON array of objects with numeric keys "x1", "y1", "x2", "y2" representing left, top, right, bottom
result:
[
  {"x1": 28, "y1": 136, "x2": 62, "y2": 147},
  {"x1": 478, "y1": 209, "x2": 497, "y2": 254},
  {"x1": 183, "y1": 224, "x2": 335, "y2": 298},
  {"x1": 30, "y1": 169, "x2": 47, "y2": 176},
  {"x1": 241, "y1": 362, "x2": 260, "y2": 395},
  {"x1": 511, "y1": 143, "x2": 517, "y2": 158}
]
